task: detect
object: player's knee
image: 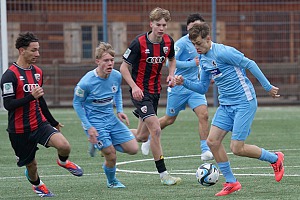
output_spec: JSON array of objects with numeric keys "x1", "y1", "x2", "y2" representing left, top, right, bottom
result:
[
  {"x1": 230, "y1": 144, "x2": 243, "y2": 156},
  {"x1": 102, "y1": 148, "x2": 117, "y2": 162},
  {"x1": 199, "y1": 112, "x2": 209, "y2": 122},
  {"x1": 206, "y1": 138, "x2": 220, "y2": 149},
  {"x1": 127, "y1": 145, "x2": 139, "y2": 155},
  {"x1": 166, "y1": 117, "x2": 175, "y2": 126},
  {"x1": 26, "y1": 160, "x2": 37, "y2": 171},
  {"x1": 150, "y1": 128, "x2": 162, "y2": 138},
  {"x1": 57, "y1": 141, "x2": 71, "y2": 154}
]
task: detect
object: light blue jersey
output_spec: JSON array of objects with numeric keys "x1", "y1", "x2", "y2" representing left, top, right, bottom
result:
[
  {"x1": 170, "y1": 34, "x2": 200, "y2": 94},
  {"x1": 73, "y1": 68, "x2": 134, "y2": 150},
  {"x1": 165, "y1": 34, "x2": 207, "y2": 116},
  {"x1": 184, "y1": 42, "x2": 272, "y2": 105},
  {"x1": 73, "y1": 69, "x2": 123, "y2": 130}
]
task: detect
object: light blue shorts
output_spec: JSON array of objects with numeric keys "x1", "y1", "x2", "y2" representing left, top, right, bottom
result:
[
  {"x1": 166, "y1": 90, "x2": 207, "y2": 116},
  {"x1": 84, "y1": 117, "x2": 135, "y2": 150},
  {"x1": 212, "y1": 99, "x2": 257, "y2": 141}
]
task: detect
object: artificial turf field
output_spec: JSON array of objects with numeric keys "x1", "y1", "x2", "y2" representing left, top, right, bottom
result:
[{"x1": 0, "y1": 106, "x2": 299, "y2": 199}]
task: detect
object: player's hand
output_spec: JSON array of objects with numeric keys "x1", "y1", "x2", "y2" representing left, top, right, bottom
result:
[
  {"x1": 131, "y1": 85, "x2": 144, "y2": 101},
  {"x1": 167, "y1": 75, "x2": 175, "y2": 87},
  {"x1": 117, "y1": 112, "x2": 130, "y2": 126},
  {"x1": 55, "y1": 122, "x2": 64, "y2": 132},
  {"x1": 31, "y1": 86, "x2": 44, "y2": 99},
  {"x1": 175, "y1": 75, "x2": 184, "y2": 85},
  {"x1": 268, "y1": 86, "x2": 280, "y2": 98},
  {"x1": 88, "y1": 126, "x2": 99, "y2": 144}
]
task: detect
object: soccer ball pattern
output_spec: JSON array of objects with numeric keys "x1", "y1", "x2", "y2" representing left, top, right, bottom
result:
[{"x1": 196, "y1": 163, "x2": 219, "y2": 186}]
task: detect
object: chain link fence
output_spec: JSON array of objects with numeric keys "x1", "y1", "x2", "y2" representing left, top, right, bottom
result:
[{"x1": 3, "y1": 0, "x2": 300, "y2": 106}]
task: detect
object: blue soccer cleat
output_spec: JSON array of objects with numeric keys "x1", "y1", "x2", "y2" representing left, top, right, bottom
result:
[
  {"x1": 107, "y1": 179, "x2": 126, "y2": 188},
  {"x1": 32, "y1": 184, "x2": 55, "y2": 197},
  {"x1": 57, "y1": 159, "x2": 83, "y2": 176}
]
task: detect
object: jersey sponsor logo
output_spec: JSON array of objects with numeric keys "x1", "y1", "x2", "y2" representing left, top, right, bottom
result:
[
  {"x1": 170, "y1": 108, "x2": 175, "y2": 114},
  {"x1": 75, "y1": 86, "x2": 85, "y2": 97},
  {"x1": 3, "y1": 82, "x2": 14, "y2": 94},
  {"x1": 23, "y1": 83, "x2": 39, "y2": 92},
  {"x1": 123, "y1": 48, "x2": 131, "y2": 59},
  {"x1": 210, "y1": 68, "x2": 222, "y2": 79},
  {"x1": 34, "y1": 73, "x2": 41, "y2": 81},
  {"x1": 141, "y1": 105, "x2": 147, "y2": 114},
  {"x1": 146, "y1": 56, "x2": 165, "y2": 64},
  {"x1": 92, "y1": 96, "x2": 113, "y2": 105},
  {"x1": 163, "y1": 46, "x2": 169, "y2": 54}
]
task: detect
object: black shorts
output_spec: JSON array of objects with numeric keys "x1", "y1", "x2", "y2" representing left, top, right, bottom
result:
[
  {"x1": 131, "y1": 93, "x2": 160, "y2": 120},
  {"x1": 8, "y1": 122, "x2": 58, "y2": 167}
]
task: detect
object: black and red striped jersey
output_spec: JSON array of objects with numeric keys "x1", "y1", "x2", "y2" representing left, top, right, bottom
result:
[
  {"x1": 123, "y1": 32, "x2": 175, "y2": 95},
  {"x1": 1, "y1": 63, "x2": 47, "y2": 134}
]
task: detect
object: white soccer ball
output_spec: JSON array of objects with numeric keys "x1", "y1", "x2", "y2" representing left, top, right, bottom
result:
[{"x1": 196, "y1": 163, "x2": 219, "y2": 186}]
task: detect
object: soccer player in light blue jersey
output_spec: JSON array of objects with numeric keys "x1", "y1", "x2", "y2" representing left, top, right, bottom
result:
[
  {"x1": 140, "y1": 13, "x2": 213, "y2": 162},
  {"x1": 73, "y1": 42, "x2": 138, "y2": 188},
  {"x1": 175, "y1": 23, "x2": 284, "y2": 196}
]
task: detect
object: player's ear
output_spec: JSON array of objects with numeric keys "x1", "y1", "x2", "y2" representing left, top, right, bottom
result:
[
  {"x1": 150, "y1": 21, "x2": 153, "y2": 28},
  {"x1": 206, "y1": 35, "x2": 211, "y2": 42}
]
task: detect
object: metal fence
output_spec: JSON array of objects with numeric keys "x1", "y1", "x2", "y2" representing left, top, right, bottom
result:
[{"x1": 2, "y1": 0, "x2": 300, "y2": 107}]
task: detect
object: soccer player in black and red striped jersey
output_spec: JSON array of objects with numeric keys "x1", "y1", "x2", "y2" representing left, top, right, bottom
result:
[
  {"x1": 1, "y1": 32, "x2": 83, "y2": 197},
  {"x1": 120, "y1": 7, "x2": 181, "y2": 185}
]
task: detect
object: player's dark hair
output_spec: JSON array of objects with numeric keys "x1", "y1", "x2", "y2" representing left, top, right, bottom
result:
[
  {"x1": 186, "y1": 13, "x2": 205, "y2": 26},
  {"x1": 15, "y1": 32, "x2": 39, "y2": 49}
]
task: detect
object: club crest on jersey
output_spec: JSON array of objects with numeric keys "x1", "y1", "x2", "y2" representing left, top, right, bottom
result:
[
  {"x1": 141, "y1": 106, "x2": 147, "y2": 114},
  {"x1": 163, "y1": 47, "x2": 169, "y2": 54},
  {"x1": 212, "y1": 60, "x2": 217, "y2": 67},
  {"x1": 34, "y1": 73, "x2": 41, "y2": 81},
  {"x1": 96, "y1": 141, "x2": 103, "y2": 149},
  {"x1": 112, "y1": 85, "x2": 117, "y2": 93}
]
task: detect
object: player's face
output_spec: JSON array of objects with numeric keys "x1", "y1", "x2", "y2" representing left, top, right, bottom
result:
[
  {"x1": 150, "y1": 18, "x2": 167, "y2": 39},
  {"x1": 21, "y1": 42, "x2": 40, "y2": 64},
  {"x1": 96, "y1": 52, "x2": 114, "y2": 77},
  {"x1": 191, "y1": 35, "x2": 211, "y2": 54}
]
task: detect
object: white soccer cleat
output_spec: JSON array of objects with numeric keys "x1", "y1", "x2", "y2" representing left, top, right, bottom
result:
[
  {"x1": 141, "y1": 140, "x2": 151, "y2": 155},
  {"x1": 161, "y1": 174, "x2": 181, "y2": 185},
  {"x1": 201, "y1": 151, "x2": 214, "y2": 161}
]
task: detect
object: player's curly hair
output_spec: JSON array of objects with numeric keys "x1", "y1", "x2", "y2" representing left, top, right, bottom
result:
[{"x1": 15, "y1": 32, "x2": 38, "y2": 49}]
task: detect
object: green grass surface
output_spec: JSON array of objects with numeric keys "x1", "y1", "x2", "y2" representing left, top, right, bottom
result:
[{"x1": 0, "y1": 106, "x2": 299, "y2": 199}]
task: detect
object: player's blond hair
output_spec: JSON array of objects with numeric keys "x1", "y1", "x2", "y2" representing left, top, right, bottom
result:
[
  {"x1": 149, "y1": 7, "x2": 171, "y2": 22},
  {"x1": 95, "y1": 42, "x2": 115, "y2": 59}
]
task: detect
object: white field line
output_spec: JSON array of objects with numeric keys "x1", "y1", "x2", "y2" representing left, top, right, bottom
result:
[{"x1": 1, "y1": 149, "x2": 299, "y2": 180}]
